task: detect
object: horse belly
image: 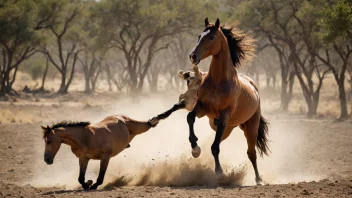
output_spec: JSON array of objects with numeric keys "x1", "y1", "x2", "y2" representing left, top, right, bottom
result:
[
  {"x1": 109, "y1": 124, "x2": 130, "y2": 157},
  {"x1": 227, "y1": 90, "x2": 259, "y2": 126}
]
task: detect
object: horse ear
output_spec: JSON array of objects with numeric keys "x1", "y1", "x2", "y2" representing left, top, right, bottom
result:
[
  {"x1": 215, "y1": 18, "x2": 220, "y2": 29},
  {"x1": 178, "y1": 70, "x2": 185, "y2": 79},
  {"x1": 46, "y1": 125, "x2": 50, "y2": 130},
  {"x1": 41, "y1": 126, "x2": 46, "y2": 130},
  {"x1": 205, "y1": 17, "x2": 209, "y2": 27}
]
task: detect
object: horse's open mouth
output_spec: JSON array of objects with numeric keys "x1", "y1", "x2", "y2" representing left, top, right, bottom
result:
[{"x1": 191, "y1": 59, "x2": 200, "y2": 65}]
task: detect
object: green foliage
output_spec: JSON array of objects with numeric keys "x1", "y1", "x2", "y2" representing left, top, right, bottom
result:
[
  {"x1": 0, "y1": 0, "x2": 40, "y2": 46},
  {"x1": 320, "y1": 0, "x2": 352, "y2": 42}
]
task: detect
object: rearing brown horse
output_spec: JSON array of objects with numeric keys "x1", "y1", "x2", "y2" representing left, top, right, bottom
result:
[{"x1": 187, "y1": 18, "x2": 269, "y2": 185}]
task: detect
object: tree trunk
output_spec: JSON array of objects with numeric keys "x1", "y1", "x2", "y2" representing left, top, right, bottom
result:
[
  {"x1": 84, "y1": 75, "x2": 92, "y2": 94},
  {"x1": 307, "y1": 100, "x2": 318, "y2": 118},
  {"x1": 106, "y1": 63, "x2": 112, "y2": 92},
  {"x1": 280, "y1": 77, "x2": 289, "y2": 111},
  {"x1": 280, "y1": 69, "x2": 294, "y2": 111},
  {"x1": 337, "y1": 79, "x2": 348, "y2": 120},
  {"x1": 40, "y1": 59, "x2": 49, "y2": 90},
  {"x1": 58, "y1": 72, "x2": 67, "y2": 94}
]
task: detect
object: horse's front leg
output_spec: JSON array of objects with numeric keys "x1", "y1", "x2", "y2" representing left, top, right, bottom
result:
[
  {"x1": 78, "y1": 157, "x2": 93, "y2": 190},
  {"x1": 211, "y1": 110, "x2": 229, "y2": 174},
  {"x1": 187, "y1": 102, "x2": 201, "y2": 158},
  {"x1": 89, "y1": 156, "x2": 110, "y2": 190}
]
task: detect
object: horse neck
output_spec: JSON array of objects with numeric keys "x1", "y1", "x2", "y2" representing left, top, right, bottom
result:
[
  {"x1": 55, "y1": 127, "x2": 85, "y2": 149},
  {"x1": 208, "y1": 35, "x2": 236, "y2": 84}
]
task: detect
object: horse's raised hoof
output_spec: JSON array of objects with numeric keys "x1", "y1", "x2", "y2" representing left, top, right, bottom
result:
[
  {"x1": 148, "y1": 117, "x2": 160, "y2": 127},
  {"x1": 191, "y1": 146, "x2": 201, "y2": 158}
]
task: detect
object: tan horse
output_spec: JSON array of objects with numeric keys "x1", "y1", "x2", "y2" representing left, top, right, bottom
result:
[
  {"x1": 41, "y1": 115, "x2": 160, "y2": 190},
  {"x1": 187, "y1": 18, "x2": 270, "y2": 185},
  {"x1": 149, "y1": 65, "x2": 205, "y2": 124}
]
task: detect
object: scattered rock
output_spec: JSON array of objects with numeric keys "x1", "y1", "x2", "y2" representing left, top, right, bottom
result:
[
  {"x1": 8, "y1": 169, "x2": 14, "y2": 172},
  {"x1": 301, "y1": 189, "x2": 310, "y2": 195},
  {"x1": 8, "y1": 146, "x2": 12, "y2": 149}
]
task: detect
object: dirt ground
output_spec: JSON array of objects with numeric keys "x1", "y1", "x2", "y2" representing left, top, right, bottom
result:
[{"x1": 0, "y1": 93, "x2": 352, "y2": 197}]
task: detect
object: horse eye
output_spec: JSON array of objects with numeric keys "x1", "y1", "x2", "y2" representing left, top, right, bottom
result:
[
  {"x1": 209, "y1": 36, "x2": 215, "y2": 40},
  {"x1": 47, "y1": 140, "x2": 51, "y2": 144}
]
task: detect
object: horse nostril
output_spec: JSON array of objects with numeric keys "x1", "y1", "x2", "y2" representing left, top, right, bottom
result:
[{"x1": 191, "y1": 54, "x2": 197, "y2": 60}]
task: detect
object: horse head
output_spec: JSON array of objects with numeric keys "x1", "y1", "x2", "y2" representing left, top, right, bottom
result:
[{"x1": 41, "y1": 125, "x2": 61, "y2": 165}]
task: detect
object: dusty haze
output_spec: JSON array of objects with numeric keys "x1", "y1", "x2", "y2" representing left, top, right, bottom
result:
[{"x1": 25, "y1": 93, "x2": 326, "y2": 189}]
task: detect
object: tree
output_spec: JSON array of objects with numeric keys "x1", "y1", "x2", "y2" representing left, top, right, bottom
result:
[
  {"x1": 0, "y1": 0, "x2": 40, "y2": 95},
  {"x1": 95, "y1": 0, "x2": 214, "y2": 93},
  {"x1": 236, "y1": 0, "x2": 297, "y2": 112},
  {"x1": 36, "y1": 0, "x2": 87, "y2": 94},
  {"x1": 312, "y1": 0, "x2": 352, "y2": 119},
  {"x1": 237, "y1": 0, "x2": 330, "y2": 117}
]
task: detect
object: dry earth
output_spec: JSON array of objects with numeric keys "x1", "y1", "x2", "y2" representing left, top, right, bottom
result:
[{"x1": 0, "y1": 93, "x2": 352, "y2": 197}]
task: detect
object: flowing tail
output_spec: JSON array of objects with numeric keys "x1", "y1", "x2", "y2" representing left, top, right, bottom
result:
[{"x1": 256, "y1": 115, "x2": 270, "y2": 157}]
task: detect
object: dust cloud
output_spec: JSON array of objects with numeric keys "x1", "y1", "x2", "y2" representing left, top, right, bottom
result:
[{"x1": 27, "y1": 93, "x2": 324, "y2": 189}]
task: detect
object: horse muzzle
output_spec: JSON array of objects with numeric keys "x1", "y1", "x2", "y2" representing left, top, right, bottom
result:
[
  {"x1": 189, "y1": 53, "x2": 200, "y2": 65},
  {"x1": 44, "y1": 153, "x2": 54, "y2": 165}
]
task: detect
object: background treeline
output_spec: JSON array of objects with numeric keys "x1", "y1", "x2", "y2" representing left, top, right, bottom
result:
[{"x1": 0, "y1": 0, "x2": 351, "y2": 119}]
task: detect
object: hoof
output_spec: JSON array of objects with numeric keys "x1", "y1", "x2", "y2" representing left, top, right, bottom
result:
[
  {"x1": 191, "y1": 146, "x2": 201, "y2": 158},
  {"x1": 148, "y1": 117, "x2": 160, "y2": 127},
  {"x1": 89, "y1": 184, "x2": 98, "y2": 190},
  {"x1": 256, "y1": 177, "x2": 264, "y2": 186},
  {"x1": 215, "y1": 167, "x2": 224, "y2": 175},
  {"x1": 86, "y1": 180, "x2": 93, "y2": 187}
]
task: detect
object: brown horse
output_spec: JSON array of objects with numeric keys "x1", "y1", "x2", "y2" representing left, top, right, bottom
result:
[
  {"x1": 41, "y1": 115, "x2": 159, "y2": 190},
  {"x1": 187, "y1": 18, "x2": 270, "y2": 185}
]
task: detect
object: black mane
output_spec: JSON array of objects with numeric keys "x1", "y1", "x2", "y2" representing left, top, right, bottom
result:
[
  {"x1": 42, "y1": 121, "x2": 90, "y2": 138},
  {"x1": 51, "y1": 121, "x2": 91, "y2": 129},
  {"x1": 220, "y1": 26, "x2": 245, "y2": 67}
]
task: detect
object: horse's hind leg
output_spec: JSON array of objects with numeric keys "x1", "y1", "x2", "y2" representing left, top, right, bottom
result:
[
  {"x1": 78, "y1": 157, "x2": 93, "y2": 190},
  {"x1": 241, "y1": 111, "x2": 263, "y2": 185}
]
